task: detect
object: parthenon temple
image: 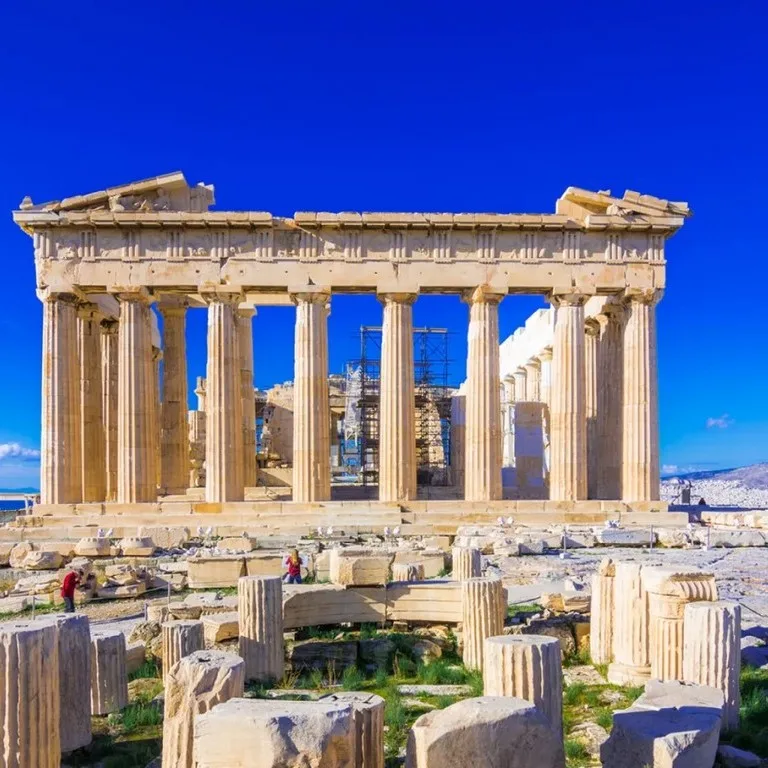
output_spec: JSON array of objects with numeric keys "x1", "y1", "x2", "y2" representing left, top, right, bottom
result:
[{"x1": 13, "y1": 172, "x2": 690, "y2": 526}]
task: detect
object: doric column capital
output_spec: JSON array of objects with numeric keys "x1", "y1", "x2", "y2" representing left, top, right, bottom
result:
[
  {"x1": 200, "y1": 286, "x2": 243, "y2": 305},
  {"x1": 237, "y1": 306, "x2": 256, "y2": 319},
  {"x1": 514, "y1": 366, "x2": 527, "y2": 379},
  {"x1": 36, "y1": 288, "x2": 78, "y2": 305},
  {"x1": 596, "y1": 296, "x2": 626, "y2": 328},
  {"x1": 538, "y1": 346, "x2": 553, "y2": 363},
  {"x1": 109, "y1": 285, "x2": 152, "y2": 304},
  {"x1": 75, "y1": 300, "x2": 105, "y2": 321},
  {"x1": 585, "y1": 318, "x2": 601, "y2": 337},
  {"x1": 547, "y1": 290, "x2": 589, "y2": 308},
  {"x1": 289, "y1": 285, "x2": 331, "y2": 305},
  {"x1": 462, "y1": 285, "x2": 506, "y2": 305},
  {"x1": 156, "y1": 295, "x2": 189, "y2": 316},
  {"x1": 377, "y1": 292, "x2": 418, "y2": 305},
  {"x1": 100, "y1": 318, "x2": 119, "y2": 335},
  {"x1": 623, "y1": 287, "x2": 663, "y2": 306},
  {"x1": 525, "y1": 357, "x2": 541, "y2": 370}
]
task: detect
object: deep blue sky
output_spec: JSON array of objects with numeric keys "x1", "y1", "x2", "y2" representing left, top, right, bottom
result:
[{"x1": 1, "y1": 1, "x2": 766, "y2": 487}]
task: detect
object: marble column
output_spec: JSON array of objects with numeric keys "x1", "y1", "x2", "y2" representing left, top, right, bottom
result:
[
  {"x1": 39, "y1": 291, "x2": 81, "y2": 504},
  {"x1": 549, "y1": 292, "x2": 587, "y2": 501},
  {"x1": 537, "y1": 347, "x2": 552, "y2": 407},
  {"x1": 502, "y1": 376, "x2": 515, "y2": 467},
  {"x1": 152, "y1": 347, "x2": 162, "y2": 493},
  {"x1": 622, "y1": 289, "x2": 661, "y2": 502},
  {"x1": 116, "y1": 289, "x2": 156, "y2": 503},
  {"x1": 159, "y1": 298, "x2": 189, "y2": 496},
  {"x1": 100, "y1": 320, "x2": 119, "y2": 502},
  {"x1": 464, "y1": 286, "x2": 504, "y2": 502},
  {"x1": 77, "y1": 303, "x2": 106, "y2": 502},
  {"x1": 585, "y1": 319, "x2": 599, "y2": 500},
  {"x1": 596, "y1": 301, "x2": 624, "y2": 500},
  {"x1": 513, "y1": 367, "x2": 527, "y2": 402},
  {"x1": 291, "y1": 289, "x2": 331, "y2": 503},
  {"x1": 450, "y1": 394, "x2": 466, "y2": 492},
  {"x1": 204, "y1": 292, "x2": 244, "y2": 503},
  {"x1": 524, "y1": 358, "x2": 540, "y2": 402},
  {"x1": 378, "y1": 293, "x2": 417, "y2": 502},
  {"x1": 238, "y1": 308, "x2": 257, "y2": 489}
]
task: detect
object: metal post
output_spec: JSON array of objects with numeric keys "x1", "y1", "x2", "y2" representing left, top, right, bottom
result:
[
  {"x1": 649, "y1": 524, "x2": 654, "y2": 550},
  {"x1": 563, "y1": 524, "x2": 568, "y2": 554}
]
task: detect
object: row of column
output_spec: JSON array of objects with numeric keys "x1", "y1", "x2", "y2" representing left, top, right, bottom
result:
[{"x1": 476, "y1": 289, "x2": 661, "y2": 502}]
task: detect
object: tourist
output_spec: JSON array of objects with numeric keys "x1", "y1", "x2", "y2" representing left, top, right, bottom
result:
[
  {"x1": 60, "y1": 567, "x2": 84, "y2": 613},
  {"x1": 283, "y1": 549, "x2": 302, "y2": 584}
]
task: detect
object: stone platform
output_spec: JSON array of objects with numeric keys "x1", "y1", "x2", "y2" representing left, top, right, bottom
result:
[{"x1": 2, "y1": 499, "x2": 688, "y2": 541}]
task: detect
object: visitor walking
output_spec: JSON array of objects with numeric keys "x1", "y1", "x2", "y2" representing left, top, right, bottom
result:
[
  {"x1": 61, "y1": 567, "x2": 83, "y2": 613},
  {"x1": 283, "y1": 549, "x2": 302, "y2": 584}
]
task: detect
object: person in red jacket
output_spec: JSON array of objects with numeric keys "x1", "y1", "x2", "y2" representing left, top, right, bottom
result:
[
  {"x1": 283, "y1": 549, "x2": 302, "y2": 584},
  {"x1": 61, "y1": 568, "x2": 84, "y2": 613}
]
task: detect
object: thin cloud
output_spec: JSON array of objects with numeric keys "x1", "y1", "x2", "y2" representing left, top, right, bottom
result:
[
  {"x1": 0, "y1": 443, "x2": 41, "y2": 462},
  {"x1": 706, "y1": 414, "x2": 734, "y2": 430},
  {"x1": 662, "y1": 464, "x2": 679, "y2": 475}
]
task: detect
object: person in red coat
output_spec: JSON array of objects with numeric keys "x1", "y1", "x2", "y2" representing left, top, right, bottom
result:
[
  {"x1": 60, "y1": 568, "x2": 84, "y2": 613},
  {"x1": 283, "y1": 549, "x2": 302, "y2": 584}
]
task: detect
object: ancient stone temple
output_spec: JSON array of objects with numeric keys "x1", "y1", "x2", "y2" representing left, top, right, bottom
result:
[{"x1": 14, "y1": 173, "x2": 688, "y2": 523}]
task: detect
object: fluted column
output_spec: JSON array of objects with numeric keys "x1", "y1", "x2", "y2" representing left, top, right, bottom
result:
[
  {"x1": 39, "y1": 291, "x2": 81, "y2": 504},
  {"x1": 76, "y1": 303, "x2": 106, "y2": 502},
  {"x1": 162, "y1": 620, "x2": 205, "y2": 680},
  {"x1": 378, "y1": 292, "x2": 417, "y2": 502},
  {"x1": 116, "y1": 289, "x2": 156, "y2": 503},
  {"x1": 450, "y1": 394, "x2": 466, "y2": 492},
  {"x1": 461, "y1": 577, "x2": 506, "y2": 671},
  {"x1": 596, "y1": 301, "x2": 624, "y2": 500},
  {"x1": 152, "y1": 346, "x2": 162, "y2": 492},
  {"x1": 238, "y1": 576, "x2": 284, "y2": 682},
  {"x1": 101, "y1": 320, "x2": 119, "y2": 502},
  {"x1": 513, "y1": 367, "x2": 527, "y2": 401},
  {"x1": 502, "y1": 376, "x2": 515, "y2": 466},
  {"x1": 291, "y1": 289, "x2": 331, "y2": 502},
  {"x1": 549, "y1": 292, "x2": 587, "y2": 501},
  {"x1": 483, "y1": 635, "x2": 563, "y2": 739},
  {"x1": 622, "y1": 289, "x2": 661, "y2": 502},
  {"x1": 590, "y1": 558, "x2": 615, "y2": 665},
  {"x1": 643, "y1": 567, "x2": 717, "y2": 682},
  {"x1": 204, "y1": 291, "x2": 243, "y2": 503},
  {"x1": 159, "y1": 298, "x2": 189, "y2": 496},
  {"x1": 538, "y1": 347, "x2": 553, "y2": 482},
  {"x1": 452, "y1": 546, "x2": 482, "y2": 581},
  {"x1": 683, "y1": 601, "x2": 741, "y2": 732},
  {"x1": 463, "y1": 286, "x2": 504, "y2": 501},
  {"x1": 90, "y1": 629, "x2": 128, "y2": 715},
  {"x1": 524, "y1": 358, "x2": 540, "y2": 401},
  {"x1": 585, "y1": 319, "x2": 599, "y2": 500},
  {"x1": 608, "y1": 562, "x2": 651, "y2": 685},
  {"x1": 238, "y1": 308, "x2": 257, "y2": 489}
]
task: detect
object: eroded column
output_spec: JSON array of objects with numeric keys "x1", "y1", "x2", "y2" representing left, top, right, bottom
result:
[
  {"x1": 585, "y1": 319, "x2": 599, "y2": 500},
  {"x1": 461, "y1": 577, "x2": 505, "y2": 671},
  {"x1": 622, "y1": 289, "x2": 661, "y2": 502},
  {"x1": 159, "y1": 298, "x2": 189, "y2": 496},
  {"x1": 238, "y1": 307, "x2": 257, "y2": 489},
  {"x1": 464, "y1": 286, "x2": 504, "y2": 501},
  {"x1": 238, "y1": 575, "x2": 284, "y2": 682},
  {"x1": 452, "y1": 546, "x2": 482, "y2": 581},
  {"x1": 483, "y1": 635, "x2": 563, "y2": 739},
  {"x1": 549, "y1": 292, "x2": 587, "y2": 501},
  {"x1": 319, "y1": 692, "x2": 385, "y2": 768},
  {"x1": 379, "y1": 293, "x2": 417, "y2": 502},
  {"x1": 683, "y1": 601, "x2": 741, "y2": 732},
  {"x1": 538, "y1": 347, "x2": 553, "y2": 482},
  {"x1": 77, "y1": 303, "x2": 106, "y2": 502},
  {"x1": 643, "y1": 566, "x2": 717, "y2": 682},
  {"x1": 524, "y1": 358, "x2": 540, "y2": 401},
  {"x1": 204, "y1": 291, "x2": 244, "y2": 503},
  {"x1": 101, "y1": 320, "x2": 119, "y2": 502},
  {"x1": 116, "y1": 289, "x2": 156, "y2": 503},
  {"x1": 162, "y1": 620, "x2": 205, "y2": 680},
  {"x1": 596, "y1": 301, "x2": 624, "y2": 500},
  {"x1": 90, "y1": 629, "x2": 128, "y2": 716},
  {"x1": 589, "y1": 557, "x2": 615, "y2": 665},
  {"x1": 0, "y1": 620, "x2": 60, "y2": 767},
  {"x1": 162, "y1": 650, "x2": 245, "y2": 768},
  {"x1": 40, "y1": 290, "x2": 81, "y2": 505},
  {"x1": 291, "y1": 289, "x2": 331, "y2": 502},
  {"x1": 607, "y1": 562, "x2": 651, "y2": 685}
]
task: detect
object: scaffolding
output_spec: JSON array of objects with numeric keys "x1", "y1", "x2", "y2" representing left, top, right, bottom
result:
[{"x1": 344, "y1": 326, "x2": 452, "y2": 487}]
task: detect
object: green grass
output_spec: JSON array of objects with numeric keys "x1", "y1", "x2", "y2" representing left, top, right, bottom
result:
[
  {"x1": 563, "y1": 647, "x2": 592, "y2": 668},
  {"x1": 128, "y1": 659, "x2": 161, "y2": 682},
  {"x1": 120, "y1": 701, "x2": 162, "y2": 732},
  {"x1": 507, "y1": 602, "x2": 542, "y2": 617},
  {"x1": 341, "y1": 664, "x2": 365, "y2": 690},
  {"x1": 720, "y1": 667, "x2": 768, "y2": 757},
  {"x1": 564, "y1": 738, "x2": 591, "y2": 767}
]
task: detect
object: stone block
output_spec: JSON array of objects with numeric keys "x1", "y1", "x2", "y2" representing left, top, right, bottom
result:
[
  {"x1": 8, "y1": 541, "x2": 33, "y2": 568},
  {"x1": 146, "y1": 604, "x2": 171, "y2": 623},
  {"x1": 202, "y1": 611, "x2": 239, "y2": 645},
  {"x1": 633, "y1": 679, "x2": 724, "y2": 714},
  {"x1": 118, "y1": 536, "x2": 156, "y2": 556},
  {"x1": 23, "y1": 549, "x2": 64, "y2": 570},
  {"x1": 104, "y1": 563, "x2": 141, "y2": 585},
  {"x1": 519, "y1": 616, "x2": 577, "y2": 658},
  {"x1": 392, "y1": 562, "x2": 425, "y2": 582},
  {"x1": 90, "y1": 629, "x2": 128, "y2": 715},
  {"x1": 406, "y1": 696, "x2": 565, "y2": 768},
  {"x1": 138, "y1": 526, "x2": 190, "y2": 550},
  {"x1": 330, "y1": 550, "x2": 392, "y2": 586},
  {"x1": 283, "y1": 585, "x2": 387, "y2": 629},
  {"x1": 288, "y1": 639, "x2": 358, "y2": 673},
  {"x1": 319, "y1": 692, "x2": 385, "y2": 768},
  {"x1": 126, "y1": 642, "x2": 146, "y2": 674},
  {"x1": 0, "y1": 619, "x2": 60, "y2": 766},
  {"x1": 187, "y1": 555, "x2": 246, "y2": 588},
  {"x1": 540, "y1": 591, "x2": 590, "y2": 614},
  {"x1": 162, "y1": 650, "x2": 244, "y2": 768},
  {"x1": 239, "y1": 576, "x2": 284, "y2": 683},
  {"x1": 386, "y1": 582, "x2": 462, "y2": 624},
  {"x1": 692, "y1": 529, "x2": 767, "y2": 548},
  {"x1": 98, "y1": 582, "x2": 147, "y2": 599},
  {"x1": 717, "y1": 745, "x2": 762, "y2": 767},
  {"x1": 218, "y1": 535, "x2": 255, "y2": 552},
  {"x1": 595, "y1": 528, "x2": 654, "y2": 546},
  {"x1": 244, "y1": 552, "x2": 285, "y2": 577},
  {"x1": 393, "y1": 550, "x2": 445, "y2": 578},
  {"x1": 193, "y1": 698, "x2": 356, "y2": 767}
]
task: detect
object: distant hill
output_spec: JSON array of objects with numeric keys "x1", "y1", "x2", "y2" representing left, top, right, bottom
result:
[{"x1": 663, "y1": 463, "x2": 768, "y2": 489}]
